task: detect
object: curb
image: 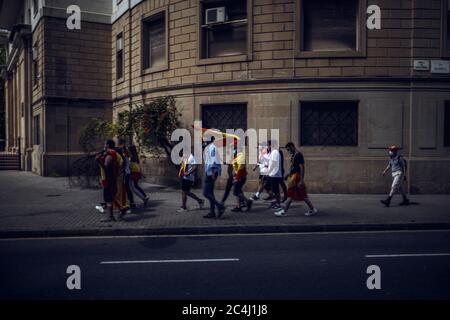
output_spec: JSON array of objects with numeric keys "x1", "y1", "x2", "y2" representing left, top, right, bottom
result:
[{"x1": 1, "y1": 222, "x2": 450, "y2": 239}]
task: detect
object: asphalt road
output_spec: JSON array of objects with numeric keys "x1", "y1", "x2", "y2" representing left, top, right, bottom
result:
[{"x1": 1, "y1": 230, "x2": 450, "y2": 299}]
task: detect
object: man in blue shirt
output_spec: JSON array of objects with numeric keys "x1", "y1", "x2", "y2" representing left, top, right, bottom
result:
[{"x1": 202, "y1": 136, "x2": 225, "y2": 218}]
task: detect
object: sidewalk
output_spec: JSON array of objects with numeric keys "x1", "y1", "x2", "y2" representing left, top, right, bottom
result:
[{"x1": 0, "y1": 171, "x2": 450, "y2": 238}]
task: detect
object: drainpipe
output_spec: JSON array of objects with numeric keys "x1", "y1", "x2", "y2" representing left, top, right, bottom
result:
[
  {"x1": 128, "y1": 0, "x2": 132, "y2": 144},
  {"x1": 407, "y1": 0, "x2": 415, "y2": 194}
]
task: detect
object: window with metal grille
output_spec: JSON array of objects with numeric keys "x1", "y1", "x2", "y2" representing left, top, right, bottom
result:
[
  {"x1": 202, "y1": 104, "x2": 247, "y2": 132},
  {"x1": 300, "y1": 101, "x2": 358, "y2": 146},
  {"x1": 445, "y1": 101, "x2": 450, "y2": 147}
]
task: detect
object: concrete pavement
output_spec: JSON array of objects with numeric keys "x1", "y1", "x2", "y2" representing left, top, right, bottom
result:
[{"x1": 0, "y1": 171, "x2": 450, "y2": 238}]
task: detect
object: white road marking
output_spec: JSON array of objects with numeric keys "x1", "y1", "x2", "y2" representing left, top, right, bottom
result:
[
  {"x1": 365, "y1": 253, "x2": 450, "y2": 258},
  {"x1": 100, "y1": 258, "x2": 240, "y2": 265}
]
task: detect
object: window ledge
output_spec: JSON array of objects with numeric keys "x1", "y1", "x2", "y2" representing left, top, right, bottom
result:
[
  {"x1": 116, "y1": 77, "x2": 125, "y2": 85},
  {"x1": 196, "y1": 54, "x2": 251, "y2": 66},
  {"x1": 141, "y1": 64, "x2": 169, "y2": 76},
  {"x1": 295, "y1": 50, "x2": 366, "y2": 59}
]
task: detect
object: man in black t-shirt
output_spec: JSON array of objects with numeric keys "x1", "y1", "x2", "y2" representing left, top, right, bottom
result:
[{"x1": 274, "y1": 142, "x2": 318, "y2": 217}]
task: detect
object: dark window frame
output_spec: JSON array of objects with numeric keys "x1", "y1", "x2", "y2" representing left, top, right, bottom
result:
[
  {"x1": 33, "y1": 0, "x2": 39, "y2": 17},
  {"x1": 295, "y1": 0, "x2": 367, "y2": 59},
  {"x1": 442, "y1": 0, "x2": 450, "y2": 58},
  {"x1": 32, "y1": 45, "x2": 38, "y2": 87},
  {"x1": 300, "y1": 101, "x2": 359, "y2": 147},
  {"x1": 445, "y1": 101, "x2": 450, "y2": 147},
  {"x1": 197, "y1": 0, "x2": 253, "y2": 65},
  {"x1": 141, "y1": 7, "x2": 169, "y2": 75},
  {"x1": 33, "y1": 114, "x2": 40, "y2": 145},
  {"x1": 116, "y1": 33, "x2": 124, "y2": 82}
]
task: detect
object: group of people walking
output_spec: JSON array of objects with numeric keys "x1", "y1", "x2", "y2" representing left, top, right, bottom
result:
[
  {"x1": 178, "y1": 138, "x2": 318, "y2": 218},
  {"x1": 95, "y1": 137, "x2": 411, "y2": 222},
  {"x1": 95, "y1": 139, "x2": 149, "y2": 222}
]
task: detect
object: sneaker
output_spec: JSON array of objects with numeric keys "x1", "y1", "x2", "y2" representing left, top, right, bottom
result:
[
  {"x1": 95, "y1": 205, "x2": 105, "y2": 213},
  {"x1": 231, "y1": 207, "x2": 242, "y2": 212},
  {"x1": 118, "y1": 209, "x2": 129, "y2": 220},
  {"x1": 240, "y1": 200, "x2": 247, "y2": 208},
  {"x1": 270, "y1": 203, "x2": 281, "y2": 210},
  {"x1": 380, "y1": 197, "x2": 392, "y2": 207},
  {"x1": 274, "y1": 209, "x2": 286, "y2": 217},
  {"x1": 246, "y1": 199, "x2": 253, "y2": 212},
  {"x1": 250, "y1": 194, "x2": 260, "y2": 201},
  {"x1": 177, "y1": 207, "x2": 188, "y2": 213},
  {"x1": 217, "y1": 205, "x2": 226, "y2": 218},
  {"x1": 305, "y1": 208, "x2": 318, "y2": 216},
  {"x1": 203, "y1": 213, "x2": 216, "y2": 219},
  {"x1": 198, "y1": 199, "x2": 205, "y2": 209}
]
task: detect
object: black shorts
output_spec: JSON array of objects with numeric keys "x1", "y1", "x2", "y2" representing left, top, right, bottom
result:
[
  {"x1": 269, "y1": 177, "x2": 282, "y2": 194},
  {"x1": 262, "y1": 176, "x2": 271, "y2": 191},
  {"x1": 233, "y1": 177, "x2": 247, "y2": 196},
  {"x1": 181, "y1": 179, "x2": 193, "y2": 192}
]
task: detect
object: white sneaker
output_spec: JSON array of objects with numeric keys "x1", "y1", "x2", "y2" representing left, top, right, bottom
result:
[
  {"x1": 274, "y1": 209, "x2": 286, "y2": 217},
  {"x1": 177, "y1": 207, "x2": 188, "y2": 213},
  {"x1": 305, "y1": 208, "x2": 318, "y2": 216},
  {"x1": 95, "y1": 205, "x2": 105, "y2": 213}
]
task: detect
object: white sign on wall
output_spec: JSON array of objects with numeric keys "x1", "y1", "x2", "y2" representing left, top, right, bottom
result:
[
  {"x1": 413, "y1": 60, "x2": 430, "y2": 71},
  {"x1": 431, "y1": 60, "x2": 450, "y2": 74}
]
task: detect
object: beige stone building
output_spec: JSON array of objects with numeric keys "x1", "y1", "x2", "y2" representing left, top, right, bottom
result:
[{"x1": 1, "y1": 0, "x2": 450, "y2": 193}]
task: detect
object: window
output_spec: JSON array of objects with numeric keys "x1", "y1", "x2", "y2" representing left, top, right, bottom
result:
[
  {"x1": 202, "y1": 104, "x2": 247, "y2": 132},
  {"x1": 442, "y1": 0, "x2": 450, "y2": 57},
  {"x1": 445, "y1": 102, "x2": 450, "y2": 147},
  {"x1": 198, "y1": 0, "x2": 252, "y2": 64},
  {"x1": 300, "y1": 101, "x2": 358, "y2": 146},
  {"x1": 116, "y1": 33, "x2": 124, "y2": 80},
  {"x1": 32, "y1": 46, "x2": 38, "y2": 86},
  {"x1": 142, "y1": 10, "x2": 168, "y2": 73},
  {"x1": 33, "y1": 0, "x2": 39, "y2": 17},
  {"x1": 296, "y1": 0, "x2": 366, "y2": 58},
  {"x1": 33, "y1": 115, "x2": 40, "y2": 145}
]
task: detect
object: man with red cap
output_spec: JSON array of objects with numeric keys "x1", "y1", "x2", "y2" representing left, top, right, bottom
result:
[{"x1": 381, "y1": 145, "x2": 410, "y2": 207}]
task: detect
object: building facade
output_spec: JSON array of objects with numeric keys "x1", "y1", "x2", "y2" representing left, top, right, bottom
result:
[
  {"x1": 1, "y1": 0, "x2": 450, "y2": 193},
  {"x1": 0, "y1": 0, "x2": 112, "y2": 175}
]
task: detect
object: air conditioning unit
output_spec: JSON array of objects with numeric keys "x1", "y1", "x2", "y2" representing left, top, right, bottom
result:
[
  {"x1": 205, "y1": 7, "x2": 227, "y2": 24},
  {"x1": 116, "y1": 37, "x2": 123, "y2": 51}
]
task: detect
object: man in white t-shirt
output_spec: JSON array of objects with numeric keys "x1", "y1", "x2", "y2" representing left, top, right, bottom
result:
[
  {"x1": 177, "y1": 152, "x2": 205, "y2": 212},
  {"x1": 251, "y1": 144, "x2": 272, "y2": 201},
  {"x1": 267, "y1": 140, "x2": 282, "y2": 210}
]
